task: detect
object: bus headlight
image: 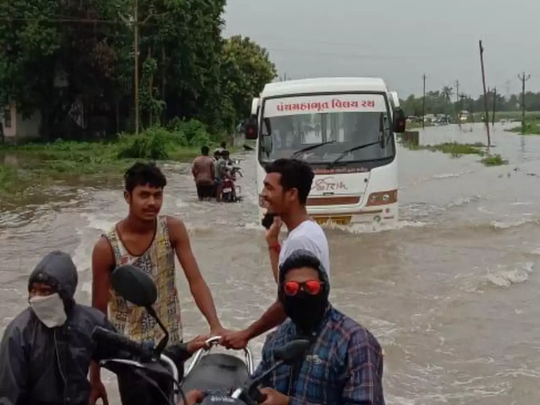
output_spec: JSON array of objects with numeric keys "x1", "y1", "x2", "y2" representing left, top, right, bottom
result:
[{"x1": 366, "y1": 190, "x2": 397, "y2": 206}]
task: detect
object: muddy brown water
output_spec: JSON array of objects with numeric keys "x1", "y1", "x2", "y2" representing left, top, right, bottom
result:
[{"x1": 2, "y1": 123, "x2": 540, "y2": 404}]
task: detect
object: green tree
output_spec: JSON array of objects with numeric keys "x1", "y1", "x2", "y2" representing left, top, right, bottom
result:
[{"x1": 221, "y1": 35, "x2": 277, "y2": 130}]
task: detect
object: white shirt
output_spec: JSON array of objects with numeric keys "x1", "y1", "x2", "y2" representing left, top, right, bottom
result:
[{"x1": 279, "y1": 219, "x2": 331, "y2": 280}]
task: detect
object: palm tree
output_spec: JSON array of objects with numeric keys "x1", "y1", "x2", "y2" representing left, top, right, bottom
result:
[{"x1": 442, "y1": 86, "x2": 453, "y2": 103}]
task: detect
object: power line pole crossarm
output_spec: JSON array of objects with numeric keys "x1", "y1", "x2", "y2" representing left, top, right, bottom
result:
[{"x1": 517, "y1": 72, "x2": 531, "y2": 134}]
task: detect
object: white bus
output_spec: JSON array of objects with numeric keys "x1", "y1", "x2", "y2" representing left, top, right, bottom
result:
[{"x1": 244, "y1": 77, "x2": 406, "y2": 227}]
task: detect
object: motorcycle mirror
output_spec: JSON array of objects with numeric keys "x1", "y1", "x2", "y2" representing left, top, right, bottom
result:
[
  {"x1": 273, "y1": 339, "x2": 311, "y2": 364},
  {"x1": 110, "y1": 264, "x2": 157, "y2": 307}
]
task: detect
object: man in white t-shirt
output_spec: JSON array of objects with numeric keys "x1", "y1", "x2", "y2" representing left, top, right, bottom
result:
[{"x1": 222, "y1": 158, "x2": 330, "y2": 349}]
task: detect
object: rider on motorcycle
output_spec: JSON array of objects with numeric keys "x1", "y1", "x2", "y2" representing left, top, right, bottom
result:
[
  {"x1": 0, "y1": 251, "x2": 117, "y2": 405},
  {"x1": 216, "y1": 150, "x2": 237, "y2": 202},
  {"x1": 0, "y1": 251, "x2": 208, "y2": 405}
]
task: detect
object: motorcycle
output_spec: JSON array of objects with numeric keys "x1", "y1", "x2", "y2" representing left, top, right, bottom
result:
[
  {"x1": 221, "y1": 160, "x2": 243, "y2": 203},
  {"x1": 93, "y1": 264, "x2": 310, "y2": 405}
]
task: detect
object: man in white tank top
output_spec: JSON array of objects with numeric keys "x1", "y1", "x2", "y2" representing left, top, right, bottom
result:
[{"x1": 222, "y1": 158, "x2": 330, "y2": 349}]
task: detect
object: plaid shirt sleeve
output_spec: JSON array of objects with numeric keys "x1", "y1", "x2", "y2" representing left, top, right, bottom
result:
[
  {"x1": 250, "y1": 331, "x2": 276, "y2": 381},
  {"x1": 340, "y1": 328, "x2": 385, "y2": 405}
]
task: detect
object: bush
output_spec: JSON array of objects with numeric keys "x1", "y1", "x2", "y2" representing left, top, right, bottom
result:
[
  {"x1": 167, "y1": 118, "x2": 212, "y2": 146},
  {"x1": 117, "y1": 127, "x2": 170, "y2": 159}
]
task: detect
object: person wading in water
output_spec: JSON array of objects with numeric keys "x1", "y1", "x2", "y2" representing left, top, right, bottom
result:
[{"x1": 90, "y1": 162, "x2": 229, "y2": 405}]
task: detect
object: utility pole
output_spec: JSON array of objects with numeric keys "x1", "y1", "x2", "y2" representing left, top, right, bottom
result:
[
  {"x1": 119, "y1": 1, "x2": 155, "y2": 136},
  {"x1": 479, "y1": 40, "x2": 490, "y2": 147},
  {"x1": 491, "y1": 87, "x2": 496, "y2": 127},
  {"x1": 455, "y1": 80, "x2": 460, "y2": 127},
  {"x1": 422, "y1": 74, "x2": 426, "y2": 129},
  {"x1": 133, "y1": 0, "x2": 139, "y2": 135},
  {"x1": 518, "y1": 72, "x2": 531, "y2": 133}
]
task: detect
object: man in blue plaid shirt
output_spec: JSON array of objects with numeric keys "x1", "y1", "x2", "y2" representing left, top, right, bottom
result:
[{"x1": 254, "y1": 250, "x2": 385, "y2": 405}]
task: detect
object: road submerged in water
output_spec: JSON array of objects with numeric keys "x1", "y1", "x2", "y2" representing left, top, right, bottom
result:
[{"x1": 1, "y1": 123, "x2": 540, "y2": 404}]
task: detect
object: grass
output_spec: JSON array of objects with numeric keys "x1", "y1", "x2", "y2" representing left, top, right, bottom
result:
[
  {"x1": 0, "y1": 121, "x2": 235, "y2": 206},
  {"x1": 508, "y1": 121, "x2": 540, "y2": 135},
  {"x1": 480, "y1": 154, "x2": 508, "y2": 166},
  {"x1": 406, "y1": 142, "x2": 486, "y2": 157},
  {"x1": 406, "y1": 142, "x2": 508, "y2": 167}
]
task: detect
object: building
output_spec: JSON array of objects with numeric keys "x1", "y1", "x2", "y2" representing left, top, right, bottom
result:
[{"x1": 0, "y1": 103, "x2": 41, "y2": 143}]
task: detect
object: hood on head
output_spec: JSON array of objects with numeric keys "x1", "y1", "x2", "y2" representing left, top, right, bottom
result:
[
  {"x1": 278, "y1": 249, "x2": 330, "y2": 291},
  {"x1": 28, "y1": 251, "x2": 78, "y2": 301}
]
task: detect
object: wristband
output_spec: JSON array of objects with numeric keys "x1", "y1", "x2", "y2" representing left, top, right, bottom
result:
[{"x1": 268, "y1": 243, "x2": 281, "y2": 253}]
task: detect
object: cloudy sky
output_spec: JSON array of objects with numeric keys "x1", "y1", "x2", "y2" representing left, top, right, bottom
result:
[{"x1": 223, "y1": 0, "x2": 540, "y2": 98}]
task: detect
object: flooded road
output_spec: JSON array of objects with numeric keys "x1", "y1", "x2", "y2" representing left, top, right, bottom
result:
[{"x1": 2, "y1": 123, "x2": 540, "y2": 404}]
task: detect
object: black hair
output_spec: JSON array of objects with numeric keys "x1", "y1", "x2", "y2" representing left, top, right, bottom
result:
[
  {"x1": 124, "y1": 162, "x2": 167, "y2": 193},
  {"x1": 278, "y1": 249, "x2": 330, "y2": 293},
  {"x1": 201, "y1": 145, "x2": 209, "y2": 155},
  {"x1": 222, "y1": 150, "x2": 230, "y2": 157},
  {"x1": 220, "y1": 141, "x2": 227, "y2": 149},
  {"x1": 264, "y1": 158, "x2": 314, "y2": 205}
]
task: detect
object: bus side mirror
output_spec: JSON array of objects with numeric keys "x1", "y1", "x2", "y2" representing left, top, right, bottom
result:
[
  {"x1": 393, "y1": 109, "x2": 406, "y2": 133},
  {"x1": 244, "y1": 116, "x2": 258, "y2": 140}
]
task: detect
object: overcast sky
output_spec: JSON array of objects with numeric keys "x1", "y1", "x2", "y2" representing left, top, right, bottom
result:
[{"x1": 223, "y1": 0, "x2": 540, "y2": 98}]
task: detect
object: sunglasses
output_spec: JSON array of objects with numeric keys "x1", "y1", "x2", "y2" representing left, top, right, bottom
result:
[{"x1": 283, "y1": 280, "x2": 324, "y2": 296}]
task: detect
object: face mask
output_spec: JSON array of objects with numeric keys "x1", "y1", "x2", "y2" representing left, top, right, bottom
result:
[
  {"x1": 281, "y1": 291, "x2": 328, "y2": 333},
  {"x1": 29, "y1": 293, "x2": 67, "y2": 328}
]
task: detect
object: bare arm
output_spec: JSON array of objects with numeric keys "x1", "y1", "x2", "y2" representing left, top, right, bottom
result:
[
  {"x1": 246, "y1": 299, "x2": 287, "y2": 340},
  {"x1": 168, "y1": 216, "x2": 222, "y2": 332},
  {"x1": 90, "y1": 237, "x2": 115, "y2": 383},
  {"x1": 267, "y1": 243, "x2": 280, "y2": 282}
]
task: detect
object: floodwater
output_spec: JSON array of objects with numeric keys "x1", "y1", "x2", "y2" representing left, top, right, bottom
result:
[{"x1": 2, "y1": 123, "x2": 540, "y2": 404}]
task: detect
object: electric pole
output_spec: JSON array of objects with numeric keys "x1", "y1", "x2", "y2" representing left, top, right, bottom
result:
[
  {"x1": 518, "y1": 72, "x2": 531, "y2": 133},
  {"x1": 119, "y1": 1, "x2": 155, "y2": 136},
  {"x1": 491, "y1": 87, "x2": 496, "y2": 127},
  {"x1": 479, "y1": 40, "x2": 490, "y2": 147},
  {"x1": 455, "y1": 80, "x2": 460, "y2": 127},
  {"x1": 422, "y1": 74, "x2": 426, "y2": 129}
]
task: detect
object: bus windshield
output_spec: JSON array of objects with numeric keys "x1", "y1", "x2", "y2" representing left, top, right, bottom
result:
[{"x1": 259, "y1": 93, "x2": 395, "y2": 168}]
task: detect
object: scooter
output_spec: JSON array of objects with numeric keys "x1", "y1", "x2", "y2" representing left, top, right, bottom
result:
[{"x1": 92, "y1": 264, "x2": 310, "y2": 405}]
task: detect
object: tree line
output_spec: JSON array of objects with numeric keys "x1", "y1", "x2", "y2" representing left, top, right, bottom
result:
[
  {"x1": 0, "y1": 0, "x2": 277, "y2": 140},
  {"x1": 400, "y1": 86, "x2": 540, "y2": 118}
]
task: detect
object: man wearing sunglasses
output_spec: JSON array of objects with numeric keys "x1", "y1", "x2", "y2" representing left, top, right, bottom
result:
[{"x1": 255, "y1": 250, "x2": 385, "y2": 405}]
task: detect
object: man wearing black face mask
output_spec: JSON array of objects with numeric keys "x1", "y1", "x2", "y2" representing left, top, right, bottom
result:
[{"x1": 253, "y1": 250, "x2": 385, "y2": 405}]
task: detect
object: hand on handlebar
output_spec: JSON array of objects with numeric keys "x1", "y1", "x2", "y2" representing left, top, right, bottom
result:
[
  {"x1": 220, "y1": 329, "x2": 250, "y2": 350},
  {"x1": 258, "y1": 388, "x2": 289, "y2": 405},
  {"x1": 186, "y1": 335, "x2": 212, "y2": 354}
]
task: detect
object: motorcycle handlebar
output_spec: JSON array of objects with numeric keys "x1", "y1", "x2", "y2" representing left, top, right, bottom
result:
[{"x1": 92, "y1": 326, "x2": 154, "y2": 360}]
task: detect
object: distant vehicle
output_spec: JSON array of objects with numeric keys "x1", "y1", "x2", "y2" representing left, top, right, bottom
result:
[{"x1": 243, "y1": 77, "x2": 406, "y2": 227}]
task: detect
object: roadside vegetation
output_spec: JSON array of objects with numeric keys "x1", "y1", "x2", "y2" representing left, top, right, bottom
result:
[
  {"x1": 508, "y1": 121, "x2": 540, "y2": 135},
  {"x1": 0, "y1": 121, "x2": 237, "y2": 206},
  {"x1": 404, "y1": 141, "x2": 508, "y2": 167}
]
